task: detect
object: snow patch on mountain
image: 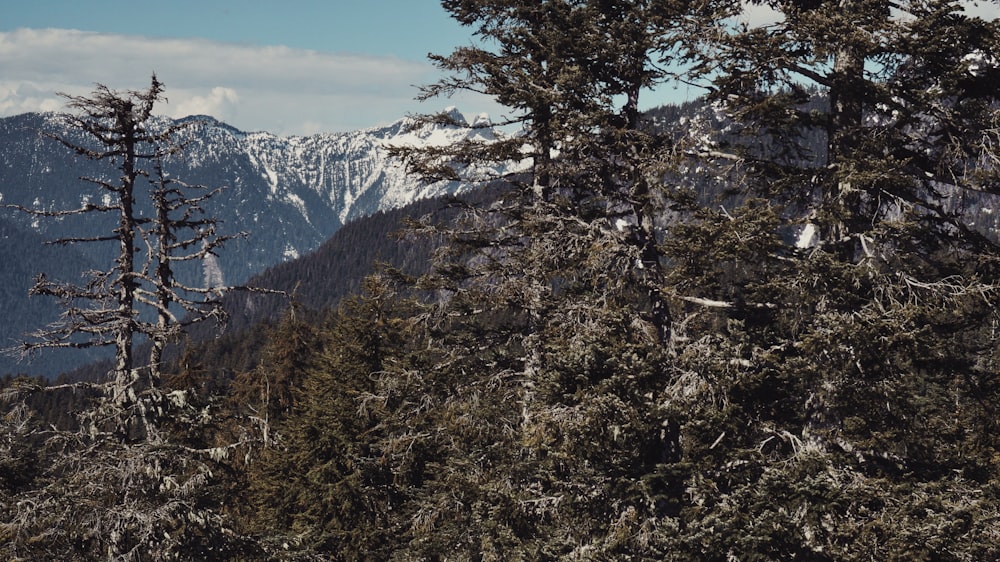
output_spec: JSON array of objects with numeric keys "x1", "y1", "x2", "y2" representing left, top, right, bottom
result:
[
  {"x1": 222, "y1": 107, "x2": 496, "y2": 227},
  {"x1": 0, "y1": 109, "x2": 511, "y2": 288},
  {"x1": 795, "y1": 223, "x2": 818, "y2": 249},
  {"x1": 202, "y1": 253, "x2": 225, "y2": 290},
  {"x1": 263, "y1": 165, "x2": 279, "y2": 194},
  {"x1": 285, "y1": 191, "x2": 310, "y2": 225}
]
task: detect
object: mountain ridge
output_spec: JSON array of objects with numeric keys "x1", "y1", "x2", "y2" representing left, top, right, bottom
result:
[{"x1": 0, "y1": 108, "x2": 502, "y2": 376}]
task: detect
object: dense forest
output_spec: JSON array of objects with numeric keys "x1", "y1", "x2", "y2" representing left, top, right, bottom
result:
[{"x1": 4, "y1": 0, "x2": 1000, "y2": 559}]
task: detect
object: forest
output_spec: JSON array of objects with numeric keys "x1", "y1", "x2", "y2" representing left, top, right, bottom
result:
[{"x1": 3, "y1": 0, "x2": 1000, "y2": 560}]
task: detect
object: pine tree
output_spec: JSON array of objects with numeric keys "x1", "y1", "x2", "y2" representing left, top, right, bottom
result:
[
  {"x1": 246, "y1": 275, "x2": 418, "y2": 559},
  {"x1": 374, "y1": 1, "x2": 1000, "y2": 558},
  {"x1": 229, "y1": 302, "x2": 319, "y2": 450}
]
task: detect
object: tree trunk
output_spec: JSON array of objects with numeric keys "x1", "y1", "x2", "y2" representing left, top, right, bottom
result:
[
  {"x1": 533, "y1": 104, "x2": 554, "y2": 200},
  {"x1": 825, "y1": 38, "x2": 865, "y2": 250},
  {"x1": 113, "y1": 110, "x2": 138, "y2": 406},
  {"x1": 149, "y1": 173, "x2": 173, "y2": 386}
]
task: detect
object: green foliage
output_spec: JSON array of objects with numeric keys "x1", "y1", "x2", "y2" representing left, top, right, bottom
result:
[
  {"x1": 651, "y1": 2, "x2": 1000, "y2": 559},
  {"x1": 247, "y1": 276, "x2": 419, "y2": 559},
  {"x1": 230, "y1": 303, "x2": 320, "y2": 426},
  {"x1": 241, "y1": 1, "x2": 1000, "y2": 559},
  {"x1": 335, "y1": 2, "x2": 697, "y2": 558}
]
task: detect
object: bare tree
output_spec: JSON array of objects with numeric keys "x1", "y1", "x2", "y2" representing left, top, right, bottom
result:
[
  {"x1": 0, "y1": 76, "x2": 264, "y2": 559},
  {"x1": 4, "y1": 75, "x2": 246, "y2": 407},
  {"x1": 8, "y1": 76, "x2": 166, "y2": 400},
  {"x1": 138, "y1": 156, "x2": 242, "y2": 385}
]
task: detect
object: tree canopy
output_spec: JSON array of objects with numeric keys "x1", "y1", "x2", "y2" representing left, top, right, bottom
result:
[{"x1": 4, "y1": 2, "x2": 1000, "y2": 559}]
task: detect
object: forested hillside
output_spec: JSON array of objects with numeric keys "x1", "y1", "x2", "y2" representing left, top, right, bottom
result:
[
  {"x1": 221, "y1": 186, "x2": 505, "y2": 334},
  {"x1": 3, "y1": 1, "x2": 1000, "y2": 560}
]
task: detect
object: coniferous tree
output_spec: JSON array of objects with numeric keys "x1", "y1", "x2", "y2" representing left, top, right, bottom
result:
[
  {"x1": 655, "y1": 1, "x2": 1000, "y2": 558},
  {"x1": 372, "y1": 1, "x2": 1000, "y2": 558},
  {"x1": 246, "y1": 275, "x2": 418, "y2": 559},
  {"x1": 375, "y1": 1, "x2": 727, "y2": 557},
  {"x1": 228, "y1": 302, "x2": 320, "y2": 451}
]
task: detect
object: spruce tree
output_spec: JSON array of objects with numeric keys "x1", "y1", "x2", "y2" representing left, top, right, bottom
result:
[
  {"x1": 375, "y1": 1, "x2": 1000, "y2": 558},
  {"x1": 377, "y1": 1, "x2": 723, "y2": 557},
  {"x1": 246, "y1": 276, "x2": 418, "y2": 559},
  {"x1": 656, "y1": 1, "x2": 1000, "y2": 558}
]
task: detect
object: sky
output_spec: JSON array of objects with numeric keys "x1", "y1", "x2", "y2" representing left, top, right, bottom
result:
[
  {"x1": 0, "y1": 1, "x2": 502, "y2": 136},
  {"x1": 2, "y1": 1, "x2": 998, "y2": 136}
]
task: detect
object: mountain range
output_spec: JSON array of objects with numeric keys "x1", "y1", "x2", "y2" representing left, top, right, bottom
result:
[
  {"x1": 5, "y1": 100, "x2": 1000, "y2": 378},
  {"x1": 0, "y1": 108, "x2": 498, "y2": 377}
]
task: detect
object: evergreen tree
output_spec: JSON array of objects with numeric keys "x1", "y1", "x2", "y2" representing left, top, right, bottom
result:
[
  {"x1": 229, "y1": 301, "x2": 320, "y2": 450},
  {"x1": 374, "y1": 1, "x2": 1000, "y2": 558},
  {"x1": 375, "y1": 1, "x2": 723, "y2": 557},
  {"x1": 246, "y1": 275, "x2": 418, "y2": 559},
  {"x1": 655, "y1": 1, "x2": 1000, "y2": 558}
]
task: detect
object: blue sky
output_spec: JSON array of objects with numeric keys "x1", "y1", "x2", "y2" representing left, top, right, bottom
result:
[
  {"x1": 2, "y1": 1, "x2": 997, "y2": 136},
  {"x1": 0, "y1": 1, "x2": 497, "y2": 135},
  {"x1": 4, "y1": 1, "x2": 471, "y2": 60}
]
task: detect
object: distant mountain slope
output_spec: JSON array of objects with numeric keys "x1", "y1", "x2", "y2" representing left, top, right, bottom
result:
[
  {"x1": 143, "y1": 184, "x2": 510, "y2": 387},
  {"x1": 0, "y1": 216, "x2": 110, "y2": 375},
  {"x1": 221, "y1": 184, "x2": 506, "y2": 335},
  {"x1": 0, "y1": 108, "x2": 498, "y2": 377}
]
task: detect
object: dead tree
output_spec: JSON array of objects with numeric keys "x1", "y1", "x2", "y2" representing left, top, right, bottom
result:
[
  {"x1": 5, "y1": 75, "x2": 250, "y2": 417},
  {"x1": 9, "y1": 76, "x2": 171, "y2": 407},
  {"x1": 138, "y1": 156, "x2": 244, "y2": 386}
]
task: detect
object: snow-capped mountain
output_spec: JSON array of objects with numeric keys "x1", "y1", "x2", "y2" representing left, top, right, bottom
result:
[
  {"x1": 0, "y1": 108, "x2": 501, "y2": 376},
  {"x1": 1, "y1": 107, "x2": 493, "y2": 283}
]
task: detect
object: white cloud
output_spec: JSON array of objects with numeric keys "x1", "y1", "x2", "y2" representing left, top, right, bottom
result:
[
  {"x1": 169, "y1": 86, "x2": 241, "y2": 123},
  {"x1": 739, "y1": 3, "x2": 782, "y2": 27},
  {"x1": 0, "y1": 81, "x2": 64, "y2": 115},
  {"x1": 0, "y1": 28, "x2": 456, "y2": 135},
  {"x1": 738, "y1": 1, "x2": 998, "y2": 27}
]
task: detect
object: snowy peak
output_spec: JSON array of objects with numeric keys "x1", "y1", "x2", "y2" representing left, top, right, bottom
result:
[
  {"x1": 442, "y1": 106, "x2": 468, "y2": 126},
  {"x1": 383, "y1": 107, "x2": 503, "y2": 149},
  {"x1": 0, "y1": 109, "x2": 506, "y2": 286},
  {"x1": 471, "y1": 112, "x2": 491, "y2": 127}
]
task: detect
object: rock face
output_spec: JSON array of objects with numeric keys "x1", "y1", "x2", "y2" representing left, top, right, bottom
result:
[{"x1": 0, "y1": 109, "x2": 495, "y2": 376}]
